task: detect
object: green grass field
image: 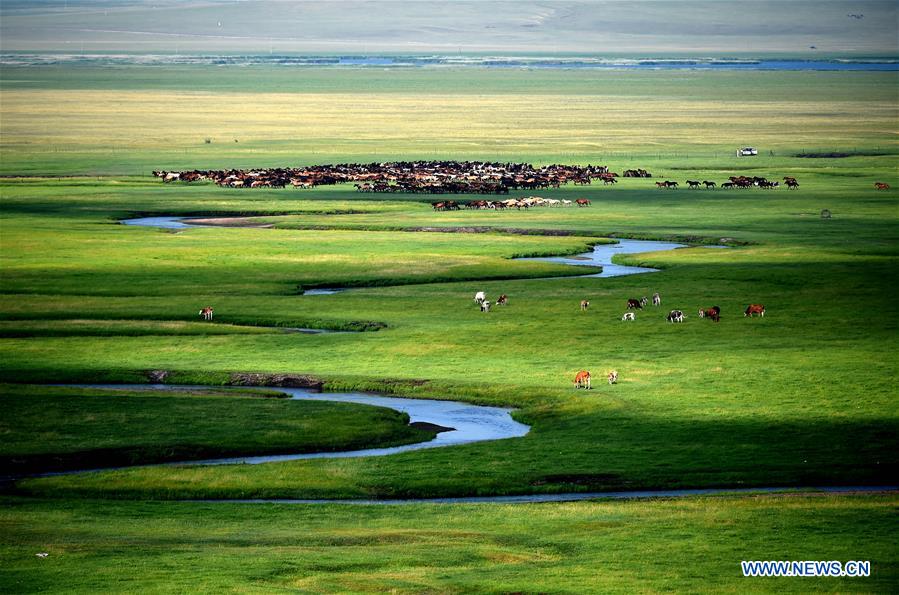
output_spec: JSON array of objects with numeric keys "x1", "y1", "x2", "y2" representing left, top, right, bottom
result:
[
  {"x1": 0, "y1": 385, "x2": 435, "y2": 474},
  {"x1": 1, "y1": 65, "x2": 897, "y2": 591},
  {"x1": 2, "y1": 493, "x2": 896, "y2": 593}
]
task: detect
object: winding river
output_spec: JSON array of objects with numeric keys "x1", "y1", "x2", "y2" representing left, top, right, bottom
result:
[
  {"x1": 80, "y1": 215, "x2": 863, "y2": 505},
  {"x1": 46, "y1": 384, "x2": 527, "y2": 471},
  {"x1": 121, "y1": 216, "x2": 696, "y2": 282}
]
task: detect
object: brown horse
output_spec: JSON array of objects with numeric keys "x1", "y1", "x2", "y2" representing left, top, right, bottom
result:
[
  {"x1": 576, "y1": 198, "x2": 591, "y2": 207},
  {"x1": 744, "y1": 304, "x2": 765, "y2": 317}
]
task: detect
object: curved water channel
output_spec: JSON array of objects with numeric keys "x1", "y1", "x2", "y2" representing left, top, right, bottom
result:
[
  {"x1": 121, "y1": 216, "x2": 699, "y2": 284},
  {"x1": 37, "y1": 384, "x2": 526, "y2": 475},
  {"x1": 89, "y1": 216, "x2": 815, "y2": 503}
]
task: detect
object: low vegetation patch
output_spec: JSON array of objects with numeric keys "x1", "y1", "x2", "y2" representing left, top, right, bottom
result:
[{"x1": 0, "y1": 385, "x2": 435, "y2": 474}]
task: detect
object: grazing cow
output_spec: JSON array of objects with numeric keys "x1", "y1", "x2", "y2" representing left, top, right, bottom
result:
[
  {"x1": 626, "y1": 298, "x2": 643, "y2": 310},
  {"x1": 744, "y1": 304, "x2": 766, "y2": 317},
  {"x1": 474, "y1": 291, "x2": 486, "y2": 305},
  {"x1": 199, "y1": 306, "x2": 214, "y2": 321},
  {"x1": 621, "y1": 312, "x2": 635, "y2": 321},
  {"x1": 496, "y1": 294, "x2": 508, "y2": 306},
  {"x1": 480, "y1": 300, "x2": 491, "y2": 313},
  {"x1": 607, "y1": 370, "x2": 618, "y2": 385},
  {"x1": 686, "y1": 180, "x2": 701, "y2": 189},
  {"x1": 874, "y1": 182, "x2": 890, "y2": 190},
  {"x1": 652, "y1": 292, "x2": 661, "y2": 306},
  {"x1": 667, "y1": 309, "x2": 685, "y2": 323},
  {"x1": 785, "y1": 179, "x2": 799, "y2": 189},
  {"x1": 640, "y1": 296, "x2": 649, "y2": 307},
  {"x1": 698, "y1": 305, "x2": 721, "y2": 322},
  {"x1": 576, "y1": 198, "x2": 591, "y2": 207},
  {"x1": 580, "y1": 299, "x2": 590, "y2": 311},
  {"x1": 574, "y1": 370, "x2": 592, "y2": 390},
  {"x1": 703, "y1": 180, "x2": 717, "y2": 189}
]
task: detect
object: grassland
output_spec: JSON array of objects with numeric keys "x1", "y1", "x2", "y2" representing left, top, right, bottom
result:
[
  {"x1": 0, "y1": 384, "x2": 435, "y2": 474},
  {"x1": 2, "y1": 493, "x2": 896, "y2": 593},
  {"x1": 1, "y1": 68, "x2": 896, "y2": 175},
  {"x1": 1, "y1": 64, "x2": 897, "y2": 591}
]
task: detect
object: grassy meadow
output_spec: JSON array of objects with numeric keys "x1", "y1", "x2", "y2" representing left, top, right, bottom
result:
[
  {"x1": 1, "y1": 65, "x2": 897, "y2": 590},
  {"x1": 0, "y1": 384, "x2": 434, "y2": 475},
  {"x1": 2, "y1": 493, "x2": 897, "y2": 593}
]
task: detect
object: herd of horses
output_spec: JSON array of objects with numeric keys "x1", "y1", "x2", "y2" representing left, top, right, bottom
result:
[
  {"x1": 155, "y1": 164, "x2": 896, "y2": 197},
  {"x1": 656, "y1": 176, "x2": 799, "y2": 190},
  {"x1": 153, "y1": 161, "x2": 623, "y2": 194},
  {"x1": 432, "y1": 197, "x2": 591, "y2": 210}
]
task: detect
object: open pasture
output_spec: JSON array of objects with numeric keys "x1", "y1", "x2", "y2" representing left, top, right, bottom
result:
[
  {"x1": 2, "y1": 493, "x2": 896, "y2": 593},
  {"x1": 1, "y1": 64, "x2": 897, "y2": 590},
  {"x1": 1, "y1": 68, "x2": 896, "y2": 175}
]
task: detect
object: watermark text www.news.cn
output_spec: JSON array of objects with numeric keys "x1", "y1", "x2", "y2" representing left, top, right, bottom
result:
[{"x1": 742, "y1": 560, "x2": 870, "y2": 577}]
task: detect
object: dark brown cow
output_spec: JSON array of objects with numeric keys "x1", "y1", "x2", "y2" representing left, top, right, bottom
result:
[
  {"x1": 626, "y1": 298, "x2": 643, "y2": 310},
  {"x1": 496, "y1": 294, "x2": 508, "y2": 306},
  {"x1": 699, "y1": 305, "x2": 721, "y2": 322},
  {"x1": 744, "y1": 304, "x2": 766, "y2": 317}
]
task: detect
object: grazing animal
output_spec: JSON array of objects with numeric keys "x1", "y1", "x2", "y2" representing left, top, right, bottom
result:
[
  {"x1": 785, "y1": 179, "x2": 799, "y2": 189},
  {"x1": 666, "y1": 309, "x2": 685, "y2": 323},
  {"x1": 652, "y1": 292, "x2": 661, "y2": 306},
  {"x1": 199, "y1": 306, "x2": 214, "y2": 321},
  {"x1": 480, "y1": 300, "x2": 491, "y2": 313},
  {"x1": 580, "y1": 299, "x2": 590, "y2": 311},
  {"x1": 626, "y1": 298, "x2": 643, "y2": 310},
  {"x1": 621, "y1": 312, "x2": 635, "y2": 321},
  {"x1": 574, "y1": 370, "x2": 592, "y2": 390},
  {"x1": 640, "y1": 296, "x2": 649, "y2": 307},
  {"x1": 699, "y1": 305, "x2": 721, "y2": 322},
  {"x1": 474, "y1": 291, "x2": 486, "y2": 305},
  {"x1": 608, "y1": 370, "x2": 618, "y2": 385},
  {"x1": 575, "y1": 198, "x2": 591, "y2": 207},
  {"x1": 744, "y1": 304, "x2": 766, "y2": 317},
  {"x1": 874, "y1": 182, "x2": 890, "y2": 190},
  {"x1": 496, "y1": 294, "x2": 508, "y2": 306}
]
